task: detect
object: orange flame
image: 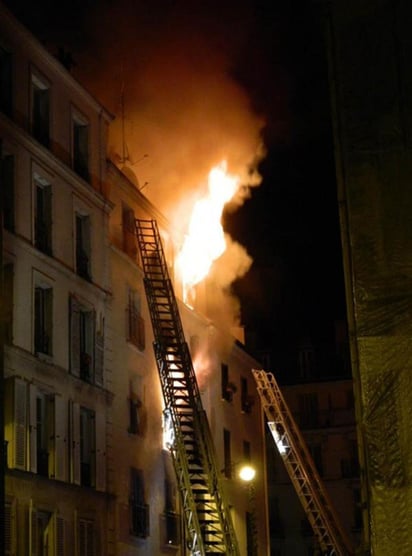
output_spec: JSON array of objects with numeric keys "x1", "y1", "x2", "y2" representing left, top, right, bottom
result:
[{"x1": 176, "y1": 160, "x2": 240, "y2": 305}]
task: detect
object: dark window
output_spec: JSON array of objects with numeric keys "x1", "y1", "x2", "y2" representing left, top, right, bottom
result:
[
  {"x1": 162, "y1": 477, "x2": 180, "y2": 546},
  {"x1": 73, "y1": 116, "x2": 89, "y2": 181},
  {"x1": 127, "y1": 289, "x2": 145, "y2": 350},
  {"x1": 3, "y1": 263, "x2": 13, "y2": 344},
  {"x1": 70, "y1": 296, "x2": 103, "y2": 385},
  {"x1": 130, "y1": 468, "x2": 149, "y2": 537},
  {"x1": 246, "y1": 511, "x2": 258, "y2": 556},
  {"x1": 80, "y1": 407, "x2": 95, "y2": 487},
  {"x1": 1, "y1": 153, "x2": 14, "y2": 231},
  {"x1": 76, "y1": 213, "x2": 91, "y2": 280},
  {"x1": 36, "y1": 393, "x2": 49, "y2": 477},
  {"x1": 79, "y1": 517, "x2": 95, "y2": 556},
  {"x1": 221, "y1": 363, "x2": 236, "y2": 402},
  {"x1": 122, "y1": 205, "x2": 137, "y2": 258},
  {"x1": 309, "y1": 443, "x2": 323, "y2": 476},
  {"x1": 35, "y1": 179, "x2": 52, "y2": 255},
  {"x1": 241, "y1": 377, "x2": 254, "y2": 413},
  {"x1": 223, "y1": 428, "x2": 231, "y2": 478},
  {"x1": 243, "y1": 440, "x2": 251, "y2": 462},
  {"x1": 31, "y1": 75, "x2": 50, "y2": 148},
  {"x1": 0, "y1": 47, "x2": 12, "y2": 116},
  {"x1": 298, "y1": 393, "x2": 319, "y2": 428},
  {"x1": 34, "y1": 285, "x2": 52, "y2": 355}
]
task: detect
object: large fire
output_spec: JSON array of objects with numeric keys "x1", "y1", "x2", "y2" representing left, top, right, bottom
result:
[{"x1": 176, "y1": 160, "x2": 240, "y2": 305}]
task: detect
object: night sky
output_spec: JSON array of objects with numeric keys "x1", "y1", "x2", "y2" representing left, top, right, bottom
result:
[{"x1": 6, "y1": 0, "x2": 347, "y2": 374}]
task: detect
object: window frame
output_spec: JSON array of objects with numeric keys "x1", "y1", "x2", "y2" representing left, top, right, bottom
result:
[
  {"x1": 71, "y1": 107, "x2": 90, "y2": 181},
  {"x1": 30, "y1": 69, "x2": 51, "y2": 148}
]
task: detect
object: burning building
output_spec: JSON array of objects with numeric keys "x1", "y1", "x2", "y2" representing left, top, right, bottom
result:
[{"x1": 0, "y1": 3, "x2": 270, "y2": 555}]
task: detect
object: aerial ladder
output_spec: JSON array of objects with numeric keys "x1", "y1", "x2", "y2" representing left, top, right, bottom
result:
[
  {"x1": 135, "y1": 219, "x2": 239, "y2": 556},
  {"x1": 252, "y1": 369, "x2": 355, "y2": 556}
]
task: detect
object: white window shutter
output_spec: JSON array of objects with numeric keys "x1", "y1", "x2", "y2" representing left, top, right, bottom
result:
[
  {"x1": 29, "y1": 384, "x2": 37, "y2": 473},
  {"x1": 70, "y1": 295, "x2": 80, "y2": 377},
  {"x1": 95, "y1": 410, "x2": 106, "y2": 492},
  {"x1": 70, "y1": 401, "x2": 81, "y2": 485},
  {"x1": 53, "y1": 396, "x2": 67, "y2": 481},
  {"x1": 13, "y1": 378, "x2": 27, "y2": 470}
]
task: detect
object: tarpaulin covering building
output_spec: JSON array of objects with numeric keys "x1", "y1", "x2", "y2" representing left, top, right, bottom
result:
[{"x1": 326, "y1": 1, "x2": 412, "y2": 554}]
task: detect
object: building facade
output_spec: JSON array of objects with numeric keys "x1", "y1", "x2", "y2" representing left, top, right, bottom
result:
[{"x1": 0, "y1": 4, "x2": 269, "y2": 555}]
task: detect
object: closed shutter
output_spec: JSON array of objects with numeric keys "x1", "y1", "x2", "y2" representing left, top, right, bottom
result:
[
  {"x1": 53, "y1": 396, "x2": 67, "y2": 481},
  {"x1": 70, "y1": 401, "x2": 81, "y2": 485},
  {"x1": 94, "y1": 326, "x2": 104, "y2": 387},
  {"x1": 95, "y1": 410, "x2": 106, "y2": 492},
  {"x1": 29, "y1": 384, "x2": 37, "y2": 473},
  {"x1": 4, "y1": 500, "x2": 16, "y2": 556},
  {"x1": 14, "y1": 378, "x2": 27, "y2": 470},
  {"x1": 69, "y1": 295, "x2": 80, "y2": 377},
  {"x1": 3, "y1": 263, "x2": 14, "y2": 344},
  {"x1": 29, "y1": 500, "x2": 37, "y2": 556},
  {"x1": 55, "y1": 516, "x2": 65, "y2": 556}
]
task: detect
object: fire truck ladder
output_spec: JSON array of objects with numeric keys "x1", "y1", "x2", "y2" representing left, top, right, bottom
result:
[
  {"x1": 252, "y1": 369, "x2": 354, "y2": 556},
  {"x1": 135, "y1": 219, "x2": 239, "y2": 556}
]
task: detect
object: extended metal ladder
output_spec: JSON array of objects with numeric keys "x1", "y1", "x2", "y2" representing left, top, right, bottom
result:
[
  {"x1": 252, "y1": 369, "x2": 354, "y2": 556},
  {"x1": 135, "y1": 219, "x2": 239, "y2": 555}
]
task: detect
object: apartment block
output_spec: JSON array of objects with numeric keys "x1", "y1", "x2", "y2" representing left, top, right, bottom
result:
[{"x1": 0, "y1": 4, "x2": 269, "y2": 555}]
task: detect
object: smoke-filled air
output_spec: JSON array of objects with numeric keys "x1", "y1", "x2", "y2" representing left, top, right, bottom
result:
[{"x1": 70, "y1": 0, "x2": 267, "y2": 329}]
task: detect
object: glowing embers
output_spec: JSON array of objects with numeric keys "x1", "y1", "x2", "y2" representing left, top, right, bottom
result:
[{"x1": 176, "y1": 160, "x2": 240, "y2": 305}]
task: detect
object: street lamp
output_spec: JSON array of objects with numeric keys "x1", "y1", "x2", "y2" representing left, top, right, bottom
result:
[{"x1": 238, "y1": 463, "x2": 256, "y2": 482}]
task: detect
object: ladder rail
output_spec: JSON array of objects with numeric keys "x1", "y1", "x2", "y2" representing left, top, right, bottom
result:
[
  {"x1": 136, "y1": 218, "x2": 239, "y2": 555},
  {"x1": 252, "y1": 369, "x2": 354, "y2": 556}
]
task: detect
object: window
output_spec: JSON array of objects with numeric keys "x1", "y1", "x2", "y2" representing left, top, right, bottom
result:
[
  {"x1": 3, "y1": 263, "x2": 13, "y2": 344},
  {"x1": 34, "y1": 175, "x2": 52, "y2": 255},
  {"x1": 79, "y1": 517, "x2": 95, "y2": 556},
  {"x1": 221, "y1": 363, "x2": 236, "y2": 402},
  {"x1": 241, "y1": 377, "x2": 254, "y2": 413},
  {"x1": 4, "y1": 378, "x2": 67, "y2": 480},
  {"x1": 34, "y1": 284, "x2": 53, "y2": 355},
  {"x1": 1, "y1": 152, "x2": 14, "y2": 231},
  {"x1": 31, "y1": 73, "x2": 50, "y2": 147},
  {"x1": 122, "y1": 204, "x2": 137, "y2": 258},
  {"x1": 309, "y1": 443, "x2": 323, "y2": 476},
  {"x1": 161, "y1": 477, "x2": 180, "y2": 547},
  {"x1": 69, "y1": 401, "x2": 105, "y2": 490},
  {"x1": 298, "y1": 342, "x2": 315, "y2": 379},
  {"x1": 80, "y1": 407, "x2": 95, "y2": 487},
  {"x1": 75, "y1": 212, "x2": 91, "y2": 280},
  {"x1": 72, "y1": 112, "x2": 90, "y2": 181},
  {"x1": 0, "y1": 46, "x2": 12, "y2": 117},
  {"x1": 128, "y1": 378, "x2": 143, "y2": 435},
  {"x1": 35, "y1": 392, "x2": 50, "y2": 476},
  {"x1": 130, "y1": 468, "x2": 149, "y2": 538},
  {"x1": 246, "y1": 511, "x2": 258, "y2": 556},
  {"x1": 298, "y1": 393, "x2": 319, "y2": 428},
  {"x1": 69, "y1": 295, "x2": 104, "y2": 386},
  {"x1": 223, "y1": 428, "x2": 232, "y2": 478},
  {"x1": 127, "y1": 288, "x2": 145, "y2": 350},
  {"x1": 243, "y1": 440, "x2": 251, "y2": 462}
]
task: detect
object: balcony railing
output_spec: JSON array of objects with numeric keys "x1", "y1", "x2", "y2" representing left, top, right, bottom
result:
[{"x1": 130, "y1": 503, "x2": 150, "y2": 538}]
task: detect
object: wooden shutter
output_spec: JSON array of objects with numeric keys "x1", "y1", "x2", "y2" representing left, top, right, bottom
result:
[
  {"x1": 70, "y1": 401, "x2": 81, "y2": 485},
  {"x1": 29, "y1": 384, "x2": 37, "y2": 473},
  {"x1": 94, "y1": 325, "x2": 104, "y2": 387},
  {"x1": 13, "y1": 378, "x2": 27, "y2": 470},
  {"x1": 69, "y1": 295, "x2": 80, "y2": 377},
  {"x1": 4, "y1": 499, "x2": 16, "y2": 556},
  {"x1": 95, "y1": 410, "x2": 106, "y2": 492},
  {"x1": 53, "y1": 395, "x2": 67, "y2": 481},
  {"x1": 29, "y1": 500, "x2": 37, "y2": 556},
  {"x1": 55, "y1": 516, "x2": 65, "y2": 556}
]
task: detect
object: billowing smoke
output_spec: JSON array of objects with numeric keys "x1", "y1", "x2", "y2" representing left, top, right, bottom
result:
[{"x1": 69, "y1": 0, "x2": 267, "y2": 329}]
